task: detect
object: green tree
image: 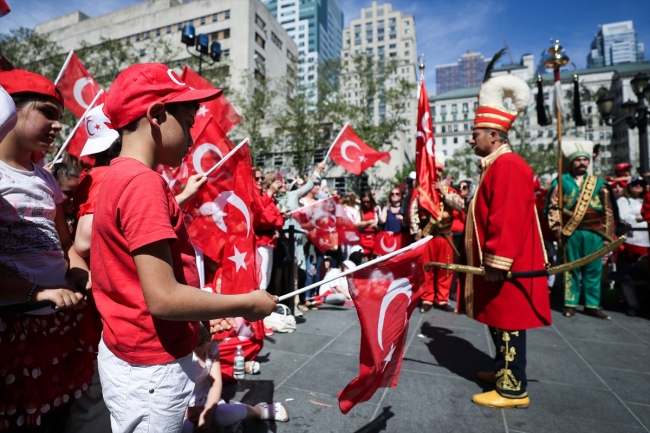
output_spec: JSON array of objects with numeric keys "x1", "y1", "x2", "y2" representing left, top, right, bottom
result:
[
  {"x1": 75, "y1": 37, "x2": 140, "y2": 89},
  {"x1": 445, "y1": 145, "x2": 480, "y2": 182},
  {"x1": 508, "y1": 110, "x2": 558, "y2": 178},
  {"x1": 0, "y1": 27, "x2": 64, "y2": 81}
]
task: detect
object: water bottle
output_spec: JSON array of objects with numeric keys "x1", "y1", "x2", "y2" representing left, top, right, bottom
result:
[{"x1": 233, "y1": 345, "x2": 245, "y2": 379}]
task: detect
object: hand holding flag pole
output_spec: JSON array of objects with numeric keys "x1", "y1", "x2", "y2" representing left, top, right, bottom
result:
[
  {"x1": 278, "y1": 236, "x2": 432, "y2": 301},
  {"x1": 52, "y1": 89, "x2": 104, "y2": 163}
]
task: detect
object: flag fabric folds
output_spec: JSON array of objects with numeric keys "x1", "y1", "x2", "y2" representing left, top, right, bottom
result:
[
  {"x1": 291, "y1": 196, "x2": 360, "y2": 253},
  {"x1": 372, "y1": 231, "x2": 402, "y2": 256},
  {"x1": 185, "y1": 140, "x2": 261, "y2": 294},
  {"x1": 414, "y1": 79, "x2": 441, "y2": 220},
  {"x1": 328, "y1": 123, "x2": 390, "y2": 175},
  {"x1": 181, "y1": 65, "x2": 241, "y2": 136},
  {"x1": 55, "y1": 51, "x2": 102, "y2": 119},
  {"x1": 337, "y1": 237, "x2": 433, "y2": 414}
]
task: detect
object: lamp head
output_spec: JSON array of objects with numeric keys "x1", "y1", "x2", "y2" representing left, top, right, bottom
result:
[
  {"x1": 181, "y1": 24, "x2": 196, "y2": 47},
  {"x1": 630, "y1": 73, "x2": 649, "y2": 97},
  {"x1": 596, "y1": 88, "x2": 614, "y2": 118},
  {"x1": 196, "y1": 34, "x2": 209, "y2": 55},
  {"x1": 210, "y1": 41, "x2": 222, "y2": 62}
]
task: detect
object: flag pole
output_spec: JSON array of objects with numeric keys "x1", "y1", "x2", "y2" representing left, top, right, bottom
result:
[
  {"x1": 544, "y1": 39, "x2": 569, "y2": 227},
  {"x1": 277, "y1": 236, "x2": 432, "y2": 301},
  {"x1": 54, "y1": 50, "x2": 74, "y2": 86},
  {"x1": 288, "y1": 197, "x2": 333, "y2": 215},
  {"x1": 203, "y1": 138, "x2": 249, "y2": 177},
  {"x1": 323, "y1": 121, "x2": 349, "y2": 161},
  {"x1": 52, "y1": 89, "x2": 104, "y2": 163}
]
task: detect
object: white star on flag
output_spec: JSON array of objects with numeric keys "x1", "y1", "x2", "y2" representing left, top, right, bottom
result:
[
  {"x1": 382, "y1": 344, "x2": 396, "y2": 371},
  {"x1": 228, "y1": 246, "x2": 247, "y2": 271},
  {"x1": 197, "y1": 105, "x2": 209, "y2": 117},
  {"x1": 326, "y1": 226, "x2": 336, "y2": 233},
  {"x1": 359, "y1": 155, "x2": 366, "y2": 162}
]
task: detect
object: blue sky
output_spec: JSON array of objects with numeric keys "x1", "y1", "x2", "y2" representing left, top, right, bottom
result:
[{"x1": 2, "y1": 0, "x2": 649, "y2": 93}]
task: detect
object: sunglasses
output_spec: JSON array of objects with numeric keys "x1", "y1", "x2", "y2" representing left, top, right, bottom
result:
[
  {"x1": 460, "y1": 186, "x2": 468, "y2": 190},
  {"x1": 390, "y1": 192, "x2": 401, "y2": 196},
  {"x1": 362, "y1": 200, "x2": 371, "y2": 204},
  {"x1": 255, "y1": 176, "x2": 264, "y2": 181}
]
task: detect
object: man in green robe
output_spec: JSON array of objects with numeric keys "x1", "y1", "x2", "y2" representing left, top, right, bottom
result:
[{"x1": 545, "y1": 142, "x2": 614, "y2": 320}]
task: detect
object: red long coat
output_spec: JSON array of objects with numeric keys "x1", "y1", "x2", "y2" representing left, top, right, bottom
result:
[{"x1": 459, "y1": 146, "x2": 551, "y2": 330}]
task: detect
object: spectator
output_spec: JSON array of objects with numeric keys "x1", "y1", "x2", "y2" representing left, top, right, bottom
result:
[
  {"x1": 253, "y1": 169, "x2": 284, "y2": 291},
  {"x1": 617, "y1": 176, "x2": 649, "y2": 269},
  {"x1": 0, "y1": 69, "x2": 96, "y2": 430},
  {"x1": 615, "y1": 162, "x2": 632, "y2": 180},
  {"x1": 315, "y1": 178, "x2": 330, "y2": 200},
  {"x1": 181, "y1": 324, "x2": 288, "y2": 433},
  {"x1": 298, "y1": 179, "x2": 325, "y2": 311},
  {"x1": 52, "y1": 162, "x2": 80, "y2": 232},
  {"x1": 357, "y1": 191, "x2": 378, "y2": 255},
  {"x1": 378, "y1": 187, "x2": 409, "y2": 246},
  {"x1": 316, "y1": 258, "x2": 355, "y2": 305},
  {"x1": 611, "y1": 179, "x2": 627, "y2": 200}
]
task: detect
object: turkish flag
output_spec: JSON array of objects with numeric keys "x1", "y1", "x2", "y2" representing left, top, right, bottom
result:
[
  {"x1": 0, "y1": 0, "x2": 10, "y2": 17},
  {"x1": 415, "y1": 79, "x2": 441, "y2": 219},
  {"x1": 63, "y1": 92, "x2": 107, "y2": 165},
  {"x1": 292, "y1": 196, "x2": 360, "y2": 253},
  {"x1": 338, "y1": 237, "x2": 432, "y2": 414},
  {"x1": 181, "y1": 65, "x2": 241, "y2": 136},
  {"x1": 185, "y1": 141, "x2": 261, "y2": 294},
  {"x1": 372, "y1": 231, "x2": 403, "y2": 256},
  {"x1": 55, "y1": 51, "x2": 102, "y2": 119},
  {"x1": 329, "y1": 123, "x2": 391, "y2": 175}
]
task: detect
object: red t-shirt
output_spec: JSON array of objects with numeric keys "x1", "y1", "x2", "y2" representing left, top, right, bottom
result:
[{"x1": 91, "y1": 157, "x2": 199, "y2": 365}]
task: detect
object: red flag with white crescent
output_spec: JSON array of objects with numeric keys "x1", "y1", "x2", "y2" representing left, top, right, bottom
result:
[
  {"x1": 338, "y1": 237, "x2": 432, "y2": 414},
  {"x1": 372, "y1": 231, "x2": 402, "y2": 256},
  {"x1": 329, "y1": 123, "x2": 391, "y2": 175},
  {"x1": 55, "y1": 51, "x2": 102, "y2": 118},
  {"x1": 292, "y1": 196, "x2": 360, "y2": 253},
  {"x1": 181, "y1": 65, "x2": 241, "y2": 136},
  {"x1": 64, "y1": 92, "x2": 107, "y2": 164},
  {"x1": 185, "y1": 141, "x2": 261, "y2": 294},
  {"x1": 415, "y1": 79, "x2": 441, "y2": 219}
]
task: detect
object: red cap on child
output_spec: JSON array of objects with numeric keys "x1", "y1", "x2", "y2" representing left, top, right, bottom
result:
[
  {"x1": 104, "y1": 63, "x2": 222, "y2": 130},
  {"x1": 0, "y1": 69, "x2": 64, "y2": 106}
]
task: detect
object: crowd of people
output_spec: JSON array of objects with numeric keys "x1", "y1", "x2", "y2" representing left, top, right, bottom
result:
[{"x1": 1, "y1": 63, "x2": 650, "y2": 433}]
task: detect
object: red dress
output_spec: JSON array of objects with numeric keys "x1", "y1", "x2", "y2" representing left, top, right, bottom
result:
[
  {"x1": 358, "y1": 210, "x2": 377, "y2": 254},
  {"x1": 460, "y1": 146, "x2": 551, "y2": 330}
]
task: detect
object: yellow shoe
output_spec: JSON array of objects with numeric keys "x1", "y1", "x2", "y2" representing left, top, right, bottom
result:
[
  {"x1": 472, "y1": 390, "x2": 529, "y2": 408},
  {"x1": 476, "y1": 371, "x2": 496, "y2": 383}
]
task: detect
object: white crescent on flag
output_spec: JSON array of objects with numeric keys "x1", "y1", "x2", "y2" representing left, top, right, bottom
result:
[
  {"x1": 199, "y1": 191, "x2": 251, "y2": 237},
  {"x1": 341, "y1": 140, "x2": 362, "y2": 162},
  {"x1": 377, "y1": 278, "x2": 412, "y2": 350},
  {"x1": 379, "y1": 235, "x2": 397, "y2": 253},
  {"x1": 192, "y1": 143, "x2": 224, "y2": 175},
  {"x1": 73, "y1": 77, "x2": 94, "y2": 109}
]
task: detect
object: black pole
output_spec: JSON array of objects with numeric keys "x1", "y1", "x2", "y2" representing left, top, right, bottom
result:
[
  {"x1": 198, "y1": 53, "x2": 203, "y2": 76},
  {"x1": 637, "y1": 102, "x2": 649, "y2": 175},
  {"x1": 282, "y1": 225, "x2": 296, "y2": 313}
]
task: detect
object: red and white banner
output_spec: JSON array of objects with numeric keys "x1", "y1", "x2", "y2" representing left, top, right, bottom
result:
[
  {"x1": 328, "y1": 123, "x2": 390, "y2": 175},
  {"x1": 55, "y1": 51, "x2": 102, "y2": 119},
  {"x1": 181, "y1": 65, "x2": 241, "y2": 137},
  {"x1": 64, "y1": 92, "x2": 107, "y2": 163},
  {"x1": 415, "y1": 79, "x2": 441, "y2": 219},
  {"x1": 372, "y1": 231, "x2": 403, "y2": 256},
  {"x1": 338, "y1": 237, "x2": 432, "y2": 414},
  {"x1": 292, "y1": 196, "x2": 360, "y2": 253},
  {"x1": 185, "y1": 140, "x2": 261, "y2": 294}
]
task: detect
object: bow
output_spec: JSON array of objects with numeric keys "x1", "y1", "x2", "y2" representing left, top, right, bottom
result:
[{"x1": 424, "y1": 236, "x2": 625, "y2": 278}]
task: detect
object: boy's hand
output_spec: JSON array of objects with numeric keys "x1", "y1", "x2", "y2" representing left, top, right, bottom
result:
[
  {"x1": 35, "y1": 285, "x2": 85, "y2": 310},
  {"x1": 204, "y1": 318, "x2": 237, "y2": 334},
  {"x1": 244, "y1": 290, "x2": 278, "y2": 322}
]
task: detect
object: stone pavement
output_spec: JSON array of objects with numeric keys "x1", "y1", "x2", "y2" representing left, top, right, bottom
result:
[{"x1": 223, "y1": 303, "x2": 650, "y2": 433}]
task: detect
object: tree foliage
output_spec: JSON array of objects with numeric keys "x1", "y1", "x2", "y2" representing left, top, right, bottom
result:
[{"x1": 0, "y1": 28, "x2": 64, "y2": 81}]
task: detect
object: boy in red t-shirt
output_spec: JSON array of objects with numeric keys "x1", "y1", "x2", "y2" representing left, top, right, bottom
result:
[{"x1": 91, "y1": 63, "x2": 277, "y2": 432}]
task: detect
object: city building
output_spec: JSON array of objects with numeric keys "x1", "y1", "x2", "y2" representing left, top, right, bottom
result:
[
  {"x1": 587, "y1": 21, "x2": 645, "y2": 69},
  {"x1": 34, "y1": 0, "x2": 298, "y2": 99},
  {"x1": 261, "y1": 0, "x2": 343, "y2": 101},
  {"x1": 435, "y1": 50, "x2": 491, "y2": 94},
  {"x1": 429, "y1": 53, "x2": 650, "y2": 179},
  {"x1": 337, "y1": 0, "x2": 417, "y2": 192}
]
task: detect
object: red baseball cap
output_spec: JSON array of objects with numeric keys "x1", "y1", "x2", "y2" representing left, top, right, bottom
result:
[
  {"x1": 0, "y1": 69, "x2": 63, "y2": 106},
  {"x1": 104, "y1": 63, "x2": 222, "y2": 130}
]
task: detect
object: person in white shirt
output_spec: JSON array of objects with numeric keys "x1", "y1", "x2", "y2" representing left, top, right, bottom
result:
[{"x1": 318, "y1": 259, "x2": 356, "y2": 305}]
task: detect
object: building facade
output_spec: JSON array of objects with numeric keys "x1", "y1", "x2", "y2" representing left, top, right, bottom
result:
[
  {"x1": 587, "y1": 21, "x2": 645, "y2": 69},
  {"x1": 35, "y1": 0, "x2": 298, "y2": 99},
  {"x1": 429, "y1": 54, "x2": 650, "y2": 179},
  {"x1": 338, "y1": 0, "x2": 418, "y2": 193},
  {"x1": 262, "y1": 0, "x2": 343, "y2": 100},
  {"x1": 435, "y1": 50, "x2": 491, "y2": 94}
]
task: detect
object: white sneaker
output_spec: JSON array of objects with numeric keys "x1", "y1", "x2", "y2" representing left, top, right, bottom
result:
[{"x1": 257, "y1": 402, "x2": 290, "y2": 422}]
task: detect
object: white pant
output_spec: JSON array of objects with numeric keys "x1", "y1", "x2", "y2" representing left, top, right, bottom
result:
[
  {"x1": 97, "y1": 339, "x2": 195, "y2": 433},
  {"x1": 258, "y1": 245, "x2": 274, "y2": 291}
]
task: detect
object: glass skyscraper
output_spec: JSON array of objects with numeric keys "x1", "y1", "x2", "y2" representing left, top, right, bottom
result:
[{"x1": 587, "y1": 21, "x2": 645, "y2": 68}]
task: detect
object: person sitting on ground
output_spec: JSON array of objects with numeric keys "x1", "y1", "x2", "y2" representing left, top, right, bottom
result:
[
  {"x1": 181, "y1": 323, "x2": 289, "y2": 433},
  {"x1": 315, "y1": 258, "x2": 355, "y2": 305}
]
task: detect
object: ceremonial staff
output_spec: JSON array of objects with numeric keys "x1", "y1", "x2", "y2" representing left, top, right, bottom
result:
[{"x1": 544, "y1": 39, "x2": 569, "y2": 225}]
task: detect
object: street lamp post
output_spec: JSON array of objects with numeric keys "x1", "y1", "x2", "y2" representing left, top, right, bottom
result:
[
  {"x1": 596, "y1": 73, "x2": 650, "y2": 176},
  {"x1": 180, "y1": 23, "x2": 222, "y2": 76}
]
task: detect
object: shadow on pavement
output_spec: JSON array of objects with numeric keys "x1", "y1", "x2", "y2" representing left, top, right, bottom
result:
[
  {"x1": 222, "y1": 379, "x2": 277, "y2": 433},
  {"x1": 353, "y1": 406, "x2": 395, "y2": 433},
  {"x1": 419, "y1": 322, "x2": 494, "y2": 388}
]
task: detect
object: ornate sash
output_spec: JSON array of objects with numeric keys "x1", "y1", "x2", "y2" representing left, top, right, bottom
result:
[{"x1": 562, "y1": 175, "x2": 598, "y2": 237}]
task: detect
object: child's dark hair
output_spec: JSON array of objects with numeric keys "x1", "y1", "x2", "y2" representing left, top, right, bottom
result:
[
  {"x1": 11, "y1": 92, "x2": 61, "y2": 110},
  {"x1": 348, "y1": 251, "x2": 364, "y2": 266},
  {"x1": 197, "y1": 322, "x2": 212, "y2": 347},
  {"x1": 93, "y1": 138, "x2": 123, "y2": 167},
  {"x1": 53, "y1": 162, "x2": 80, "y2": 184}
]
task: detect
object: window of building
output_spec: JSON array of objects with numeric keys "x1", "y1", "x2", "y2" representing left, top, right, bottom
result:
[
  {"x1": 224, "y1": 10, "x2": 230, "y2": 19},
  {"x1": 286, "y1": 49, "x2": 295, "y2": 60},
  {"x1": 144, "y1": 31, "x2": 150, "y2": 40},
  {"x1": 389, "y1": 52, "x2": 397, "y2": 57},
  {"x1": 389, "y1": 43, "x2": 396, "y2": 49},
  {"x1": 139, "y1": 48, "x2": 146, "y2": 58},
  {"x1": 454, "y1": 124, "x2": 458, "y2": 132},
  {"x1": 166, "y1": 25, "x2": 172, "y2": 34},
  {"x1": 538, "y1": 130, "x2": 544, "y2": 137},
  {"x1": 473, "y1": 102, "x2": 478, "y2": 110},
  {"x1": 547, "y1": 130, "x2": 553, "y2": 137},
  {"x1": 255, "y1": 32, "x2": 265, "y2": 48},
  {"x1": 271, "y1": 32, "x2": 282, "y2": 49},
  {"x1": 125, "y1": 36, "x2": 131, "y2": 43},
  {"x1": 177, "y1": 23, "x2": 183, "y2": 31},
  {"x1": 441, "y1": 125, "x2": 446, "y2": 133},
  {"x1": 606, "y1": 132, "x2": 611, "y2": 139},
  {"x1": 404, "y1": 20, "x2": 410, "y2": 25},
  {"x1": 440, "y1": 105, "x2": 447, "y2": 115},
  {"x1": 212, "y1": 13, "x2": 219, "y2": 22},
  {"x1": 451, "y1": 104, "x2": 457, "y2": 114},
  {"x1": 462, "y1": 102, "x2": 468, "y2": 113},
  {"x1": 442, "y1": 138, "x2": 447, "y2": 145},
  {"x1": 442, "y1": 116, "x2": 446, "y2": 122},
  {"x1": 222, "y1": 49, "x2": 230, "y2": 58},
  {"x1": 464, "y1": 123, "x2": 469, "y2": 131},
  {"x1": 453, "y1": 137, "x2": 458, "y2": 144},
  {"x1": 211, "y1": 29, "x2": 230, "y2": 41},
  {"x1": 255, "y1": 14, "x2": 266, "y2": 29},
  {"x1": 365, "y1": 10, "x2": 372, "y2": 18},
  {"x1": 200, "y1": 16, "x2": 206, "y2": 25},
  {"x1": 431, "y1": 106, "x2": 436, "y2": 115},
  {"x1": 366, "y1": 48, "x2": 373, "y2": 56},
  {"x1": 377, "y1": 8, "x2": 384, "y2": 16},
  {"x1": 135, "y1": 33, "x2": 141, "y2": 42},
  {"x1": 155, "y1": 28, "x2": 161, "y2": 37},
  {"x1": 405, "y1": 29, "x2": 410, "y2": 35},
  {"x1": 405, "y1": 51, "x2": 409, "y2": 57}
]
